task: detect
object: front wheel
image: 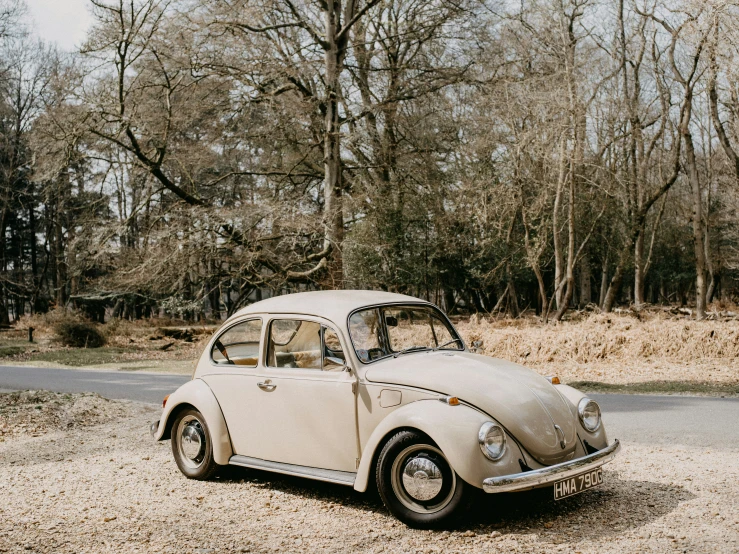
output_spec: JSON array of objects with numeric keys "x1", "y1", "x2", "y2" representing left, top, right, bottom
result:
[
  {"x1": 170, "y1": 408, "x2": 219, "y2": 480},
  {"x1": 376, "y1": 430, "x2": 469, "y2": 528}
]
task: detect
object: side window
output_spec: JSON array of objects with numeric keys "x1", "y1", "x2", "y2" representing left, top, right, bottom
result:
[
  {"x1": 322, "y1": 327, "x2": 346, "y2": 371},
  {"x1": 349, "y1": 309, "x2": 386, "y2": 362},
  {"x1": 268, "y1": 319, "x2": 322, "y2": 369},
  {"x1": 211, "y1": 319, "x2": 262, "y2": 366}
]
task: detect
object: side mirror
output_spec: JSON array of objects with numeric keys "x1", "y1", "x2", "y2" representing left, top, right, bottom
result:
[{"x1": 385, "y1": 316, "x2": 398, "y2": 327}]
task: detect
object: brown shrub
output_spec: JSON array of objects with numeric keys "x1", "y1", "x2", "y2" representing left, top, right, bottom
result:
[
  {"x1": 15, "y1": 309, "x2": 71, "y2": 334},
  {"x1": 54, "y1": 320, "x2": 107, "y2": 348}
]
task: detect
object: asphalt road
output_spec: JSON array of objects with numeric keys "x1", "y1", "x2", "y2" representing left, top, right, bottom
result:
[
  {"x1": 1, "y1": 364, "x2": 737, "y2": 448},
  {"x1": 0, "y1": 365, "x2": 188, "y2": 405},
  {"x1": 592, "y1": 392, "x2": 739, "y2": 448}
]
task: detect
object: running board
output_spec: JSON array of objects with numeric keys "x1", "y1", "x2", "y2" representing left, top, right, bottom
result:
[{"x1": 228, "y1": 455, "x2": 356, "y2": 486}]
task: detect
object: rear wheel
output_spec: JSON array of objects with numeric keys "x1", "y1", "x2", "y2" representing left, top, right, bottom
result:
[
  {"x1": 170, "y1": 408, "x2": 219, "y2": 480},
  {"x1": 376, "y1": 430, "x2": 469, "y2": 528}
]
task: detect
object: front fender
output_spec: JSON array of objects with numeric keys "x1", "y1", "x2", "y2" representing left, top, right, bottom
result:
[
  {"x1": 152, "y1": 378, "x2": 233, "y2": 465},
  {"x1": 354, "y1": 399, "x2": 523, "y2": 492},
  {"x1": 555, "y1": 384, "x2": 609, "y2": 450}
]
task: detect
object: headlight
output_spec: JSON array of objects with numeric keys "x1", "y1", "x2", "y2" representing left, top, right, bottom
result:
[
  {"x1": 578, "y1": 398, "x2": 601, "y2": 431},
  {"x1": 478, "y1": 422, "x2": 506, "y2": 461}
]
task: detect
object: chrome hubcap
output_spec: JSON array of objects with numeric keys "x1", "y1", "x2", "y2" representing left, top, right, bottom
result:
[
  {"x1": 391, "y1": 444, "x2": 456, "y2": 514},
  {"x1": 177, "y1": 415, "x2": 206, "y2": 469},
  {"x1": 402, "y1": 456, "x2": 443, "y2": 501},
  {"x1": 181, "y1": 424, "x2": 203, "y2": 459}
]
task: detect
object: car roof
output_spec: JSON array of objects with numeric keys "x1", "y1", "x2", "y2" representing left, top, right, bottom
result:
[{"x1": 231, "y1": 290, "x2": 431, "y2": 326}]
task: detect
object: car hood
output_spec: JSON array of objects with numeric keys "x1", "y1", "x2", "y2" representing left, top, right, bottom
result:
[{"x1": 364, "y1": 350, "x2": 578, "y2": 465}]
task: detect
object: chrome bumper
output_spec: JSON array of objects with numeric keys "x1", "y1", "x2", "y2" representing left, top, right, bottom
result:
[
  {"x1": 482, "y1": 439, "x2": 621, "y2": 493},
  {"x1": 150, "y1": 420, "x2": 160, "y2": 438}
]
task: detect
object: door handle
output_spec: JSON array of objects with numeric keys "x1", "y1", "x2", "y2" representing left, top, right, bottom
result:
[{"x1": 257, "y1": 380, "x2": 276, "y2": 392}]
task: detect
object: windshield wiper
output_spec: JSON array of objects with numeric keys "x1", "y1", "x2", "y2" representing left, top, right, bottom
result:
[
  {"x1": 393, "y1": 346, "x2": 430, "y2": 358},
  {"x1": 433, "y1": 338, "x2": 463, "y2": 351}
]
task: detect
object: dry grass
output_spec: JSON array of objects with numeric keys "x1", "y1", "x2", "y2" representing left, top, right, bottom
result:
[
  {"x1": 2, "y1": 311, "x2": 215, "y2": 369},
  {"x1": 455, "y1": 312, "x2": 739, "y2": 386}
]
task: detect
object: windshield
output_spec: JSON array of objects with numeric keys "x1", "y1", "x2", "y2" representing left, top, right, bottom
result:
[{"x1": 348, "y1": 304, "x2": 464, "y2": 363}]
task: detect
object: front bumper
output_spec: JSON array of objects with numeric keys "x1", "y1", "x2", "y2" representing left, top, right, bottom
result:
[
  {"x1": 482, "y1": 439, "x2": 621, "y2": 493},
  {"x1": 150, "y1": 420, "x2": 160, "y2": 438}
]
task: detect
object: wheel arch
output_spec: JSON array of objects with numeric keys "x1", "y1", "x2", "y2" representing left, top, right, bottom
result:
[
  {"x1": 354, "y1": 400, "x2": 523, "y2": 493},
  {"x1": 160, "y1": 402, "x2": 196, "y2": 443},
  {"x1": 153, "y1": 378, "x2": 233, "y2": 465},
  {"x1": 360, "y1": 425, "x2": 434, "y2": 495}
]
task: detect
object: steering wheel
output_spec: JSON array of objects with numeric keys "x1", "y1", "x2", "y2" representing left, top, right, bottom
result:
[{"x1": 215, "y1": 340, "x2": 235, "y2": 365}]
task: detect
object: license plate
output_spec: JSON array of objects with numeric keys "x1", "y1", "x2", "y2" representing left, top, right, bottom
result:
[{"x1": 553, "y1": 467, "x2": 603, "y2": 500}]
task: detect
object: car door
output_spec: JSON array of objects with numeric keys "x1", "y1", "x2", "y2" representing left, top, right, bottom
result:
[{"x1": 207, "y1": 315, "x2": 358, "y2": 473}]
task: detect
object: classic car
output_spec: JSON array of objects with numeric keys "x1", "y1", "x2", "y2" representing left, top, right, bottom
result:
[{"x1": 150, "y1": 290, "x2": 620, "y2": 528}]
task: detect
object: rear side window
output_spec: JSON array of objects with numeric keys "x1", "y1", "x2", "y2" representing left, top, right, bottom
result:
[
  {"x1": 211, "y1": 319, "x2": 262, "y2": 366},
  {"x1": 267, "y1": 319, "x2": 346, "y2": 371},
  {"x1": 268, "y1": 319, "x2": 322, "y2": 369}
]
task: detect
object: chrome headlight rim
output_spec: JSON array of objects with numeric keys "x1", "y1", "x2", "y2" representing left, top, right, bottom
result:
[
  {"x1": 578, "y1": 397, "x2": 602, "y2": 432},
  {"x1": 478, "y1": 421, "x2": 507, "y2": 462}
]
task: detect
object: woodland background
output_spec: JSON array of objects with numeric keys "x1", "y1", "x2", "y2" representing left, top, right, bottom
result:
[{"x1": 2, "y1": 0, "x2": 739, "y2": 324}]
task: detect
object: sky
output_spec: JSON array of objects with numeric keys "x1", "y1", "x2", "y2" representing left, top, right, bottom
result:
[{"x1": 26, "y1": 0, "x2": 93, "y2": 51}]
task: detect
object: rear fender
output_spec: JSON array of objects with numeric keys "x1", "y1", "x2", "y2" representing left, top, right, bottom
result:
[
  {"x1": 354, "y1": 400, "x2": 523, "y2": 492},
  {"x1": 152, "y1": 378, "x2": 233, "y2": 465}
]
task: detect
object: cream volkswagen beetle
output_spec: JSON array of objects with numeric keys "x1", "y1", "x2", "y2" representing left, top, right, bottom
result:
[{"x1": 151, "y1": 291, "x2": 620, "y2": 528}]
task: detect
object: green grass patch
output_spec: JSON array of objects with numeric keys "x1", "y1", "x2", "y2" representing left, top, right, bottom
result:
[
  {"x1": 568, "y1": 380, "x2": 739, "y2": 396},
  {"x1": 17, "y1": 347, "x2": 134, "y2": 367},
  {"x1": 0, "y1": 345, "x2": 27, "y2": 357}
]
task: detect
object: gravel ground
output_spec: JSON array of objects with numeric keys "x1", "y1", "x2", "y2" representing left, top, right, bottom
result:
[
  {"x1": 0, "y1": 391, "x2": 133, "y2": 440},
  {"x1": 1, "y1": 394, "x2": 738, "y2": 553}
]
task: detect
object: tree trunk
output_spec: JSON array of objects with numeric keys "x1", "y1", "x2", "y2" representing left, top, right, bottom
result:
[
  {"x1": 0, "y1": 193, "x2": 9, "y2": 324},
  {"x1": 602, "y1": 246, "x2": 629, "y2": 312},
  {"x1": 520, "y1": 202, "x2": 548, "y2": 321},
  {"x1": 54, "y1": 211, "x2": 67, "y2": 308},
  {"x1": 683, "y1": 131, "x2": 707, "y2": 319},
  {"x1": 209, "y1": 284, "x2": 221, "y2": 320},
  {"x1": 634, "y1": 224, "x2": 646, "y2": 307},
  {"x1": 579, "y1": 250, "x2": 591, "y2": 307},
  {"x1": 552, "y1": 135, "x2": 567, "y2": 310},
  {"x1": 709, "y1": 24, "x2": 739, "y2": 183},
  {"x1": 505, "y1": 263, "x2": 520, "y2": 318},
  {"x1": 599, "y1": 254, "x2": 609, "y2": 308},
  {"x1": 0, "y1": 297, "x2": 9, "y2": 326},
  {"x1": 322, "y1": 4, "x2": 345, "y2": 288},
  {"x1": 553, "y1": 159, "x2": 576, "y2": 322},
  {"x1": 443, "y1": 288, "x2": 455, "y2": 314},
  {"x1": 706, "y1": 215, "x2": 717, "y2": 303},
  {"x1": 29, "y1": 185, "x2": 39, "y2": 314}
]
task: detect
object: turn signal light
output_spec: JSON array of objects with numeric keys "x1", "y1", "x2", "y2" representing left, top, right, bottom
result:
[
  {"x1": 439, "y1": 396, "x2": 460, "y2": 406},
  {"x1": 546, "y1": 376, "x2": 561, "y2": 385},
  {"x1": 162, "y1": 394, "x2": 170, "y2": 408}
]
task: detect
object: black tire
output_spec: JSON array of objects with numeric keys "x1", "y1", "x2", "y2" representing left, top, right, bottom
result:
[
  {"x1": 376, "y1": 430, "x2": 469, "y2": 529},
  {"x1": 170, "y1": 408, "x2": 219, "y2": 480}
]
